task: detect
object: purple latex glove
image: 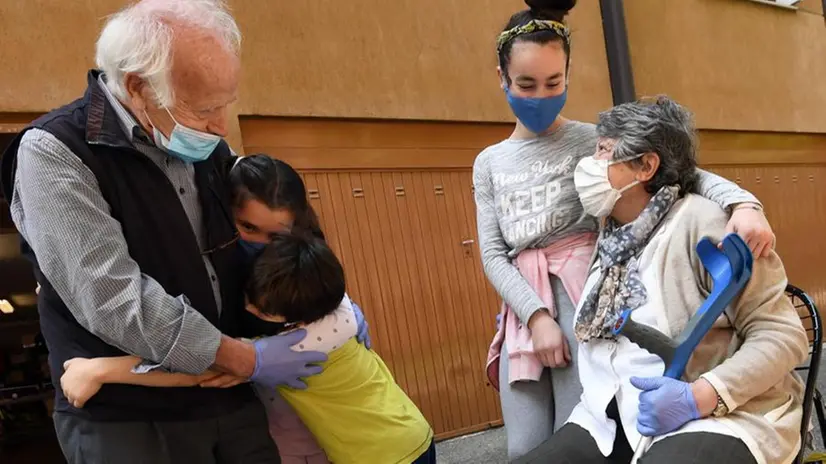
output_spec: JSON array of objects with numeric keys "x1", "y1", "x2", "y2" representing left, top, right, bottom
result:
[
  {"x1": 250, "y1": 329, "x2": 327, "y2": 389},
  {"x1": 496, "y1": 313, "x2": 502, "y2": 331},
  {"x1": 350, "y1": 299, "x2": 372, "y2": 349},
  {"x1": 630, "y1": 376, "x2": 700, "y2": 436}
]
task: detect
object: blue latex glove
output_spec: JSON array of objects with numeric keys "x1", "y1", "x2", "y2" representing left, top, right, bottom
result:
[
  {"x1": 630, "y1": 376, "x2": 701, "y2": 436},
  {"x1": 496, "y1": 313, "x2": 502, "y2": 331},
  {"x1": 250, "y1": 329, "x2": 327, "y2": 389},
  {"x1": 351, "y1": 299, "x2": 372, "y2": 349}
]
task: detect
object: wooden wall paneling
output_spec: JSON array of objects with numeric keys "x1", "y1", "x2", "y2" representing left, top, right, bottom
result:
[
  {"x1": 242, "y1": 118, "x2": 513, "y2": 151},
  {"x1": 456, "y1": 172, "x2": 502, "y2": 425},
  {"x1": 389, "y1": 170, "x2": 451, "y2": 434},
  {"x1": 706, "y1": 164, "x2": 826, "y2": 308},
  {"x1": 354, "y1": 172, "x2": 414, "y2": 397},
  {"x1": 320, "y1": 173, "x2": 374, "y2": 341},
  {"x1": 438, "y1": 171, "x2": 485, "y2": 428},
  {"x1": 406, "y1": 171, "x2": 463, "y2": 433},
  {"x1": 241, "y1": 118, "x2": 513, "y2": 171},
  {"x1": 448, "y1": 170, "x2": 503, "y2": 424},
  {"x1": 443, "y1": 170, "x2": 500, "y2": 427},
  {"x1": 428, "y1": 171, "x2": 482, "y2": 428},
  {"x1": 340, "y1": 173, "x2": 399, "y2": 370},
  {"x1": 695, "y1": 130, "x2": 826, "y2": 315},
  {"x1": 0, "y1": 114, "x2": 41, "y2": 134},
  {"x1": 360, "y1": 172, "x2": 409, "y2": 385},
  {"x1": 302, "y1": 173, "x2": 344, "y2": 259},
  {"x1": 374, "y1": 171, "x2": 444, "y2": 432},
  {"x1": 305, "y1": 170, "x2": 453, "y2": 433}
]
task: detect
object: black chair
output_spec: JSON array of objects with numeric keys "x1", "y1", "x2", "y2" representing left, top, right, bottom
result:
[{"x1": 787, "y1": 284, "x2": 824, "y2": 463}]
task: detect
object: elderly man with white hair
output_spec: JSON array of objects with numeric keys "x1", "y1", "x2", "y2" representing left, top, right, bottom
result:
[{"x1": 0, "y1": 1, "x2": 346, "y2": 462}]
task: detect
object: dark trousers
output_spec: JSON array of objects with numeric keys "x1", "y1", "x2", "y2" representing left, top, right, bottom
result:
[
  {"x1": 54, "y1": 401, "x2": 280, "y2": 464},
  {"x1": 412, "y1": 439, "x2": 437, "y2": 464},
  {"x1": 515, "y1": 399, "x2": 756, "y2": 464}
]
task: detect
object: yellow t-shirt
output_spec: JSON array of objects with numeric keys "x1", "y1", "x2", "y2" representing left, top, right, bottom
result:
[{"x1": 278, "y1": 337, "x2": 433, "y2": 464}]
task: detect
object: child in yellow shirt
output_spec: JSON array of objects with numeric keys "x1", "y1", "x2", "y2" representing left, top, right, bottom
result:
[{"x1": 60, "y1": 232, "x2": 435, "y2": 464}]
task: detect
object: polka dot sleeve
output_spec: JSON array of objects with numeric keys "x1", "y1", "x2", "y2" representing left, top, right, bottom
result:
[{"x1": 290, "y1": 294, "x2": 358, "y2": 354}]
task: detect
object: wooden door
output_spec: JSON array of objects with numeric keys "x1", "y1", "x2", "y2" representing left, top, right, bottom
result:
[{"x1": 301, "y1": 169, "x2": 502, "y2": 439}]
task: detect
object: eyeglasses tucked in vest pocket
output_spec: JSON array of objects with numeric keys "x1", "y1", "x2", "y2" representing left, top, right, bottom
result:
[{"x1": 200, "y1": 232, "x2": 240, "y2": 256}]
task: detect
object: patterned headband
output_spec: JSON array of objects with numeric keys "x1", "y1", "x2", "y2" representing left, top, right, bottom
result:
[{"x1": 496, "y1": 19, "x2": 571, "y2": 53}]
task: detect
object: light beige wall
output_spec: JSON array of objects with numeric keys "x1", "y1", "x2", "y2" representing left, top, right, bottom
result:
[
  {"x1": 229, "y1": 0, "x2": 612, "y2": 123},
  {"x1": 624, "y1": 0, "x2": 826, "y2": 133},
  {"x1": 0, "y1": 1, "x2": 612, "y2": 128}
]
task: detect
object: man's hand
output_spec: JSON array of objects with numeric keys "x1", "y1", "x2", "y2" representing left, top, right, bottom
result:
[
  {"x1": 527, "y1": 310, "x2": 571, "y2": 368},
  {"x1": 725, "y1": 204, "x2": 775, "y2": 258},
  {"x1": 250, "y1": 329, "x2": 328, "y2": 389},
  {"x1": 351, "y1": 300, "x2": 372, "y2": 349},
  {"x1": 61, "y1": 358, "x2": 105, "y2": 408}
]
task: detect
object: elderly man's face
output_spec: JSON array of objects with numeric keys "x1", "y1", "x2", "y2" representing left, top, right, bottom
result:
[{"x1": 131, "y1": 26, "x2": 240, "y2": 140}]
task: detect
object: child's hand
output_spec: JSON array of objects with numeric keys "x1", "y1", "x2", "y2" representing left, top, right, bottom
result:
[
  {"x1": 61, "y1": 358, "x2": 105, "y2": 408},
  {"x1": 199, "y1": 371, "x2": 248, "y2": 388}
]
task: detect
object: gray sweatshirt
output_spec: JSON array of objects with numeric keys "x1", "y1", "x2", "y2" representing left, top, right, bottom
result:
[{"x1": 472, "y1": 121, "x2": 759, "y2": 324}]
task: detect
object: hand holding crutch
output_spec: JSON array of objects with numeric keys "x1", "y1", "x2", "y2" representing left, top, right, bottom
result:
[{"x1": 611, "y1": 234, "x2": 754, "y2": 462}]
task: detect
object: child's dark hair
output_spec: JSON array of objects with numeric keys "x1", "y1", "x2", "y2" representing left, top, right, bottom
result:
[
  {"x1": 246, "y1": 231, "x2": 345, "y2": 325},
  {"x1": 229, "y1": 154, "x2": 325, "y2": 240},
  {"x1": 498, "y1": 0, "x2": 576, "y2": 84}
]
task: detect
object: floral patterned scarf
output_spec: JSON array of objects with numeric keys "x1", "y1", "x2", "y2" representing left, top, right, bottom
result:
[{"x1": 574, "y1": 185, "x2": 680, "y2": 342}]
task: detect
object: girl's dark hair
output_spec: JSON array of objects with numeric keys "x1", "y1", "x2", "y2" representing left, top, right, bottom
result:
[
  {"x1": 229, "y1": 154, "x2": 325, "y2": 240},
  {"x1": 499, "y1": 0, "x2": 576, "y2": 83}
]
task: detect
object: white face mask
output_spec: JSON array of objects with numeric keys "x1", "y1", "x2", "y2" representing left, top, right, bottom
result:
[{"x1": 574, "y1": 156, "x2": 642, "y2": 218}]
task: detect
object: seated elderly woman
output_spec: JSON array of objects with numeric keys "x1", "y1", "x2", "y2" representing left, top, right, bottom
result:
[{"x1": 516, "y1": 96, "x2": 809, "y2": 464}]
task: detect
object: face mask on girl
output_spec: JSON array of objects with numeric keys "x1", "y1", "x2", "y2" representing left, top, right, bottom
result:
[
  {"x1": 239, "y1": 239, "x2": 267, "y2": 262},
  {"x1": 574, "y1": 154, "x2": 643, "y2": 218},
  {"x1": 505, "y1": 88, "x2": 568, "y2": 134}
]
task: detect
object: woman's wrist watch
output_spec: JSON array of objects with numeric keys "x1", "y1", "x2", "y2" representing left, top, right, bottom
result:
[{"x1": 711, "y1": 393, "x2": 729, "y2": 417}]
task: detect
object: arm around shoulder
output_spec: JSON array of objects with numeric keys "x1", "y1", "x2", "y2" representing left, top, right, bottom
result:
[{"x1": 700, "y1": 250, "x2": 808, "y2": 411}]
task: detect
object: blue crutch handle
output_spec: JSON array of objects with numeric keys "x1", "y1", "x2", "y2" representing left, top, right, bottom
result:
[{"x1": 612, "y1": 234, "x2": 753, "y2": 380}]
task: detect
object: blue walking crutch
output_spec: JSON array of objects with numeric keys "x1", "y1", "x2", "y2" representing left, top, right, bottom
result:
[{"x1": 611, "y1": 233, "x2": 754, "y2": 462}]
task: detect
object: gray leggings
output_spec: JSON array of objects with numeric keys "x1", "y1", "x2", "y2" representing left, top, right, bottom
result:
[{"x1": 499, "y1": 275, "x2": 583, "y2": 462}]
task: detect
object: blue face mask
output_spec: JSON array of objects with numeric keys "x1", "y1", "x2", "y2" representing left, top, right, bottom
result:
[
  {"x1": 146, "y1": 107, "x2": 222, "y2": 164},
  {"x1": 505, "y1": 88, "x2": 568, "y2": 134},
  {"x1": 239, "y1": 239, "x2": 267, "y2": 258}
]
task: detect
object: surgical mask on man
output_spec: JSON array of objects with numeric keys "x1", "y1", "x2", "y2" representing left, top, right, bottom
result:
[
  {"x1": 505, "y1": 88, "x2": 568, "y2": 134},
  {"x1": 145, "y1": 105, "x2": 222, "y2": 163},
  {"x1": 574, "y1": 155, "x2": 643, "y2": 218}
]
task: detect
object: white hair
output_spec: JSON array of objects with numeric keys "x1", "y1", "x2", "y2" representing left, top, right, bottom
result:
[{"x1": 95, "y1": 0, "x2": 241, "y2": 107}]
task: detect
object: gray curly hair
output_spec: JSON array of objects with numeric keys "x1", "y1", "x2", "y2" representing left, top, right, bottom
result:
[{"x1": 596, "y1": 95, "x2": 698, "y2": 195}]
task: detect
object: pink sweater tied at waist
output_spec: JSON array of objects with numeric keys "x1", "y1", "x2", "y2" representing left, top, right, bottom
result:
[{"x1": 485, "y1": 233, "x2": 596, "y2": 391}]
